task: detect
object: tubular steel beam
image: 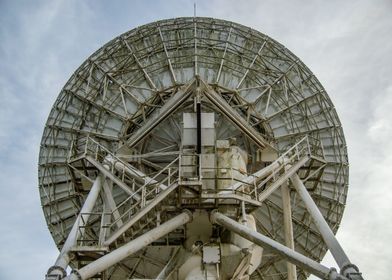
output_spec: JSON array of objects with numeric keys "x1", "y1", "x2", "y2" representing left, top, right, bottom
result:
[
  {"x1": 281, "y1": 183, "x2": 297, "y2": 280},
  {"x1": 99, "y1": 181, "x2": 112, "y2": 245},
  {"x1": 210, "y1": 211, "x2": 343, "y2": 280},
  {"x1": 158, "y1": 27, "x2": 177, "y2": 84},
  {"x1": 291, "y1": 174, "x2": 349, "y2": 266},
  {"x1": 46, "y1": 176, "x2": 103, "y2": 279},
  {"x1": 155, "y1": 247, "x2": 184, "y2": 279},
  {"x1": 65, "y1": 211, "x2": 192, "y2": 280},
  {"x1": 290, "y1": 174, "x2": 364, "y2": 279}
]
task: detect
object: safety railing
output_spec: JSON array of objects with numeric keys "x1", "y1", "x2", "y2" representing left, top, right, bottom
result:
[
  {"x1": 69, "y1": 136, "x2": 181, "y2": 245},
  {"x1": 107, "y1": 159, "x2": 179, "y2": 233},
  {"x1": 70, "y1": 135, "x2": 325, "y2": 241},
  {"x1": 249, "y1": 135, "x2": 325, "y2": 201},
  {"x1": 177, "y1": 135, "x2": 325, "y2": 205}
]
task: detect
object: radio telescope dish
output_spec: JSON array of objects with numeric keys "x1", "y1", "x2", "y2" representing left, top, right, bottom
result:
[{"x1": 40, "y1": 17, "x2": 363, "y2": 280}]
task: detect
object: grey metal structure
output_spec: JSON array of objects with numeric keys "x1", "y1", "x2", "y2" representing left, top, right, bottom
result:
[{"x1": 39, "y1": 17, "x2": 363, "y2": 280}]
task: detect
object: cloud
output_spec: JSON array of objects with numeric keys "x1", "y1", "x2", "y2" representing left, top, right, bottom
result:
[
  {"x1": 0, "y1": 0, "x2": 99, "y2": 278},
  {"x1": 203, "y1": 3, "x2": 392, "y2": 278},
  {"x1": 1, "y1": 0, "x2": 391, "y2": 279}
]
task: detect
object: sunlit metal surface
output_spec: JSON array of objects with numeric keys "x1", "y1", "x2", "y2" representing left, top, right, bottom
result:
[{"x1": 39, "y1": 17, "x2": 349, "y2": 279}]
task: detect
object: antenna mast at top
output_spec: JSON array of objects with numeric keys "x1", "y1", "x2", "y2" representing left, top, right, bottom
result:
[{"x1": 194, "y1": 2, "x2": 196, "y2": 17}]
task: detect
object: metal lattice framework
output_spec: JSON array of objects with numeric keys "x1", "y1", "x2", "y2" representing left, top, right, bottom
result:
[{"x1": 39, "y1": 17, "x2": 360, "y2": 280}]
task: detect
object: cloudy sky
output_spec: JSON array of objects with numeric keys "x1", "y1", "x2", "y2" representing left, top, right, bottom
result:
[{"x1": 0, "y1": 0, "x2": 391, "y2": 279}]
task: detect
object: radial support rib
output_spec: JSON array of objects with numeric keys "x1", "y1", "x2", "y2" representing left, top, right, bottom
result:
[
  {"x1": 290, "y1": 174, "x2": 364, "y2": 279},
  {"x1": 210, "y1": 211, "x2": 344, "y2": 280},
  {"x1": 65, "y1": 211, "x2": 193, "y2": 280},
  {"x1": 46, "y1": 176, "x2": 103, "y2": 279}
]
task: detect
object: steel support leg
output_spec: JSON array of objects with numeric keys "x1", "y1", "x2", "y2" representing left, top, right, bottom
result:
[
  {"x1": 46, "y1": 176, "x2": 103, "y2": 279},
  {"x1": 281, "y1": 183, "x2": 297, "y2": 280},
  {"x1": 155, "y1": 247, "x2": 182, "y2": 279},
  {"x1": 210, "y1": 211, "x2": 343, "y2": 280},
  {"x1": 290, "y1": 174, "x2": 363, "y2": 279},
  {"x1": 65, "y1": 210, "x2": 192, "y2": 280}
]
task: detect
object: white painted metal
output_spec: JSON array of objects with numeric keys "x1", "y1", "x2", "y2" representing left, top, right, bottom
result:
[
  {"x1": 125, "y1": 80, "x2": 196, "y2": 148},
  {"x1": 65, "y1": 211, "x2": 192, "y2": 280},
  {"x1": 203, "y1": 246, "x2": 221, "y2": 264},
  {"x1": 210, "y1": 211, "x2": 339, "y2": 280},
  {"x1": 105, "y1": 155, "x2": 169, "y2": 191},
  {"x1": 183, "y1": 112, "x2": 215, "y2": 146},
  {"x1": 103, "y1": 181, "x2": 179, "y2": 246},
  {"x1": 85, "y1": 156, "x2": 139, "y2": 198},
  {"x1": 101, "y1": 180, "x2": 123, "y2": 229},
  {"x1": 291, "y1": 174, "x2": 349, "y2": 267},
  {"x1": 281, "y1": 183, "x2": 297, "y2": 280},
  {"x1": 38, "y1": 17, "x2": 355, "y2": 280},
  {"x1": 290, "y1": 174, "x2": 363, "y2": 279},
  {"x1": 201, "y1": 82, "x2": 272, "y2": 150},
  {"x1": 46, "y1": 176, "x2": 103, "y2": 278},
  {"x1": 257, "y1": 157, "x2": 308, "y2": 201}
]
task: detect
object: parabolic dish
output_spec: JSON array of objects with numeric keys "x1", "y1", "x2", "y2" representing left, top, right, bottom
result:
[{"x1": 39, "y1": 17, "x2": 348, "y2": 279}]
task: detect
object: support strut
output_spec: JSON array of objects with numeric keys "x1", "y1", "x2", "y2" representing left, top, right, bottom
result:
[
  {"x1": 196, "y1": 98, "x2": 201, "y2": 155},
  {"x1": 196, "y1": 92, "x2": 201, "y2": 177},
  {"x1": 65, "y1": 210, "x2": 192, "y2": 280},
  {"x1": 290, "y1": 174, "x2": 364, "y2": 279},
  {"x1": 281, "y1": 183, "x2": 297, "y2": 280},
  {"x1": 46, "y1": 176, "x2": 103, "y2": 279},
  {"x1": 210, "y1": 211, "x2": 345, "y2": 280}
]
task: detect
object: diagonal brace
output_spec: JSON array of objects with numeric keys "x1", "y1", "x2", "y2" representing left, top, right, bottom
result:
[
  {"x1": 46, "y1": 176, "x2": 103, "y2": 279},
  {"x1": 210, "y1": 211, "x2": 346, "y2": 280},
  {"x1": 103, "y1": 181, "x2": 179, "y2": 246},
  {"x1": 290, "y1": 174, "x2": 364, "y2": 279},
  {"x1": 125, "y1": 79, "x2": 197, "y2": 148},
  {"x1": 200, "y1": 80, "x2": 274, "y2": 150},
  {"x1": 65, "y1": 211, "x2": 192, "y2": 280}
]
